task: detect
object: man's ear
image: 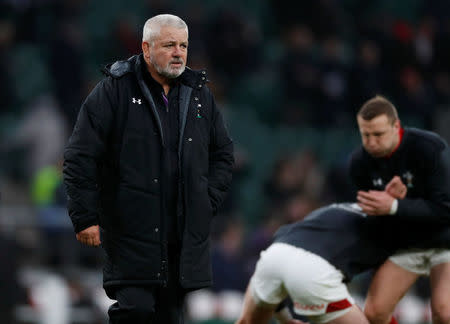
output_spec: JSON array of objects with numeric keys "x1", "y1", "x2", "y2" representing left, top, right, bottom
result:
[{"x1": 142, "y1": 42, "x2": 150, "y2": 59}]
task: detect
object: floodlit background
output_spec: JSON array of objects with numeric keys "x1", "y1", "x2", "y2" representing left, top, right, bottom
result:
[{"x1": 1, "y1": 0, "x2": 449, "y2": 323}]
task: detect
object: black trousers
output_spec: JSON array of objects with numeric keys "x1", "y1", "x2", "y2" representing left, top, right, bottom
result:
[
  {"x1": 107, "y1": 284, "x2": 186, "y2": 324},
  {"x1": 106, "y1": 247, "x2": 186, "y2": 324}
]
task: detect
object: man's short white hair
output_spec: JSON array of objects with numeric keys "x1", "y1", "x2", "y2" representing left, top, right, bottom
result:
[{"x1": 142, "y1": 14, "x2": 188, "y2": 44}]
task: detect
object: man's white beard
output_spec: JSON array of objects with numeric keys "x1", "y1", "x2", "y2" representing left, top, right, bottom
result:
[{"x1": 150, "y1": 55, "x2": 185, "y2": 79}]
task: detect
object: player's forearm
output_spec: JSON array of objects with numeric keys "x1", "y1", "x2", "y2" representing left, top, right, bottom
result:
[{"x1": 397, "y1": 198, "x2": 450, "y2": 223}]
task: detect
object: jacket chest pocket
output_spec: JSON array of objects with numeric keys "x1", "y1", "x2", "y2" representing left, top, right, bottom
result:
[
  {"x1": 188, "y1": 102, "x2": 210, "y2": 146},
  {"x1": 120, "y1": 132, "x2": 161, "y2": 193},
  {"x1": 125, "y1": 101, "x2": 160, "y2": 136},
  {"x1": 193, "y1": 119, "x2": 211, "y2": 148}
]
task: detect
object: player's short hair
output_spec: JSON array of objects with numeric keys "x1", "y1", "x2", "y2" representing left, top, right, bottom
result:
[
  {"x1": 142, "y1": 14, "x2": 188, "y2": 45},
  {"x1": 357, "y1": 95, "x2": 399, "y2": 124}
]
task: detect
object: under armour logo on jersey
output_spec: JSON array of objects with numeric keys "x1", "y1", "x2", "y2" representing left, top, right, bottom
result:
[
  {"x1": 372, "y1": 178, "x2": 383, "y2": 187},
  {"x1": 132, "y1": 97, "x2": 142, "y2": 105}
]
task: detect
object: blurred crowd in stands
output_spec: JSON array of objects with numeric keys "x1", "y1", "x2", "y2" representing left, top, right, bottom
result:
[{"x1": 0, "y1": 0, "x2": 449, "y2": 323}]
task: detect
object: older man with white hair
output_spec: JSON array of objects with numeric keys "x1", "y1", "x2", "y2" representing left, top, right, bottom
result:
[{"x1": 63, "y1": 14, "x2": 234, "y2": 323}]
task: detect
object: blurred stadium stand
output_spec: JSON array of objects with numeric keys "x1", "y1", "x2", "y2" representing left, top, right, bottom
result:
[{"x1": 1, "y1": 0, "x2": 449, "y2": 323}]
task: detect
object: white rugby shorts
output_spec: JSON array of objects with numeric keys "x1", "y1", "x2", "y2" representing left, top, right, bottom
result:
[
  {"x1": 389, "y1": 248, "x2": 450, "y2": 275},
  {"x1": 250, "y1": 242, "x2": 354, "y2": 323}
]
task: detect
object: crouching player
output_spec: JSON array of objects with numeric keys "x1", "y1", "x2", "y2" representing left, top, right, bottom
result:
[{"x1": 235, "y1": 201, "x2": 450, "y2": 324}]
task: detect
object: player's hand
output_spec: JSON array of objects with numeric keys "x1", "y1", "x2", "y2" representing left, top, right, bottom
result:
[
  {"x1": 357, "y1": 190, "x2": 395, "y2": 215},
  {"x1": 76, "y1": 225, "x2": 101, "y2": 247},
  {"x1": 385, "y1": 176, "x2": 407, "y2": 199}
]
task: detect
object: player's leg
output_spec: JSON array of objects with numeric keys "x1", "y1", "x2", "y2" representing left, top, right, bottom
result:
[
  {"x1": 235, "y1": 283, "x2": 277, "y2": 324},
  {"x1": 430, "y1": 256, "x2": 450, "y2": 324},
  {"x1": 236, "y1": 243, "x2": 290, "y2": 324},
  {"x1": 364, "y1": 260, "x2": 419, "y2": 324},
  {"x1": 326, "y1": 305, "x2": 370, "y2": 324}
]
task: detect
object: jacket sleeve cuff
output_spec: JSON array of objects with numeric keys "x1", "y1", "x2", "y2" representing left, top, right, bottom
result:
[{"x1": 73, "y1": 215, "x2": 99, "y2": 233}]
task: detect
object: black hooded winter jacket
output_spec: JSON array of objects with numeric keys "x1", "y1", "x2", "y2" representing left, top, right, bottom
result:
[{"x1": 63, "y1": 54, "x2": 234, "y2": 290}]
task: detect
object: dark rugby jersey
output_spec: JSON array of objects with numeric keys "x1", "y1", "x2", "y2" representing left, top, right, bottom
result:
[
  {"x1": 273, "y1": 204, "x2": 394, "y2": 281},
  {"x1": 349, "y1": 128, "x2": 450, "y2": 225},
  {"x1": 273, "y1": 204, "x2": 450, "y2": 282}
]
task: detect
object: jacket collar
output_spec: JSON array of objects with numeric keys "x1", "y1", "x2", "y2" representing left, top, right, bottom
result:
[
  {"x1": 103, "y1": 54, "x2": 209, "y2": 90},
  {"x1": 134, "y1": 54, "x2": 208, "y2": 90}
]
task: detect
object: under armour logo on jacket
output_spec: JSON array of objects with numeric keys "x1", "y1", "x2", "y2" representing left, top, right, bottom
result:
[{"x1": 132, "y1": 97, "x2": 142, "y2": 105}]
